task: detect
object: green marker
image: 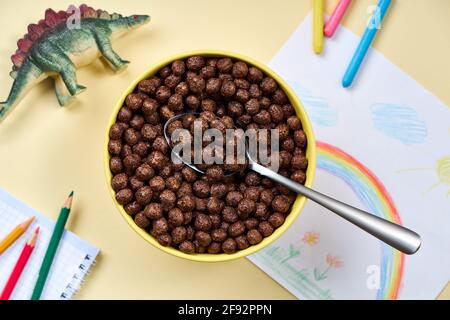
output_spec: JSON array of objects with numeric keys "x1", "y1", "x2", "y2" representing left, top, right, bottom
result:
[{"x1": 31, "y1": 191, "x2": 74, "y2": 300}]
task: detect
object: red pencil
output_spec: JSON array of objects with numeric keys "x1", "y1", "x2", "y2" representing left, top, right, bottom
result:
[{"x1": 0, "y1": 227, "x2": 39, "y2": 300}]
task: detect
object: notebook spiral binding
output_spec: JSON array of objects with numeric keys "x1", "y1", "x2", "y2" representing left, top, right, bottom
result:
[{"x1": 60, "y1": 254, "x2": 97, "y2": 300}]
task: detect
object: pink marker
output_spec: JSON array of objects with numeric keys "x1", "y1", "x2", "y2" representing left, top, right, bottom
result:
[{"x1": 324, "y1": 0, "x2": 352, "y2": 38}]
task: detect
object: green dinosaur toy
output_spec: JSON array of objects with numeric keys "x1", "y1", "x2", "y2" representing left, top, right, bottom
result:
[{"x1": 0, "y1": 4, "x2": 150, "y2": 122}]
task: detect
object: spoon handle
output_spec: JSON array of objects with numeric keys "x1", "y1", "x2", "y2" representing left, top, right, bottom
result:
[{"x1": 250, "y1": 162, "x2": 421, "y2": 255}]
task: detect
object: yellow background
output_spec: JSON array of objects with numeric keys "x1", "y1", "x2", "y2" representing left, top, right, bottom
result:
[{"x1": 0, "y1": 0, "x2": 448, "y2": 299}]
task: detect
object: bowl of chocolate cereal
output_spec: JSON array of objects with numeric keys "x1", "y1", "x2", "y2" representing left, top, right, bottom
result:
[{"x1": 105, "y1": 50, "x2": 316, "y2": 262}]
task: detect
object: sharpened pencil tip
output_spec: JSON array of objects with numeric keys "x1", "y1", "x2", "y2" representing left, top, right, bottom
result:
[{"x1": 63, "y1": 191, "x2": 74, "y2": 209}]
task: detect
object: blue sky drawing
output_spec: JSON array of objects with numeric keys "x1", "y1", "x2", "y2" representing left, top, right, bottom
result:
[
  {"x1": 288, "y1": 81, "x2": 338, "y2": 127},
  {"x1": 370, "y1": 104, "x2": 427, "y2": 145}
]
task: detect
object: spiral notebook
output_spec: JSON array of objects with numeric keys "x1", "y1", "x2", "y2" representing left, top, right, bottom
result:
[{"x1": 0, "y1": 188, "x2": 99, "y2": 300}]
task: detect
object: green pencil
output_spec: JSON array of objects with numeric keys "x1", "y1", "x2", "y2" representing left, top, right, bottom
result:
[{"x1": 31, "y1": 191, "x2": 74, "y2": 300}]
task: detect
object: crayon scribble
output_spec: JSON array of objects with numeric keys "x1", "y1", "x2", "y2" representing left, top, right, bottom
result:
[
  {"x1": 370, "y1": 104, "x2": 427, "y2": 145},
  {"x1": 289, "y1": 81, "x2": 338, "y2": 127}
]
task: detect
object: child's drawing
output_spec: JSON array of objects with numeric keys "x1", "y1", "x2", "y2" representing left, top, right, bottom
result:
[
  {"x1": 289, "y1": 81, "x2": 338, "y2": 127},
  {"x1": 313, "y1": 255, "x2": 344, "y2": 282},
  {"x1": 370, "y1": 104, "x2": 427, "y2": 145},
  {"x1": 302, "y1": 231, "x2": 320, "y2": 246}
]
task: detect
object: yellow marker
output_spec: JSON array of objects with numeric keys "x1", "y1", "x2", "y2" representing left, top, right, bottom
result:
[
  {"x1": 0, "y1": 216, "x2": 35, "y2": 255},
  {"x1": 312, "y1": 0, "x2": 324, "y2": 54}
]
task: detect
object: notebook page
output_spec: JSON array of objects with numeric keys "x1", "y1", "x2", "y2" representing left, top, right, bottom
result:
[{"x1": 0, "y1": 188, "x2": 99, "y2": 300}]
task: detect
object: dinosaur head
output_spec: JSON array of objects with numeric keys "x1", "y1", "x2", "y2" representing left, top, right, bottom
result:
[
  {"x1": 109, "y1": 14, "x2": 150, "y2": 39},
  {"x1": 126, "y1": 15, "x2": 151, "y2": 29}
]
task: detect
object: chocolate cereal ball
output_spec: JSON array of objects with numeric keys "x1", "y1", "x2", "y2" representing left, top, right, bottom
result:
[
  {"x1": 210, "y1": 183, "x2": 227, "y2": 198},
  {"x1": 124, "y1": 201, "x2": 141, "y2": 216},
  {"x1": 237, "y1": 199, "x2": 256, "y2": 217},
  {"x1": 222, "y1": 238, "x2": 237, "y2": 254},
  {"x1": 195, "y1": 213, "x2": 212, "y2": 231},
  {"x1": 207, "y1": 197, "x2": 225, "y2": 215},
  {"x1": 179, "y1": 240, "x2": 196, "y2": 254},
  {"x1": 258, "y1": 221, "x2": 274, "y2": 237},
  {"x1": 144, "y1": 203, "x2": 163, "y2": 220},
  {"x1": 206, "y1": 78, "x2": 222, "y2": 94},
  {"x1": 149, "y1": 176, "x2": 165, "y2": 192},
  {"x1": 232, "y1": 62, "x2": 248, "y2": 78},
  {"x1": 153, "y1": 218, "x2": 169, "y2": 236},
  {"x1": 193, "y1": 180, "x2": 210, "y2": 198},
  {"x1": 206, "y1": 166, "x2": 224, "y2": 182},
  {"x1": 177, "y1": 195, "x2": 196, "y2": 212},
  {"x1": 294, "y1": 130, "x2": 307, "y2": 148},
  {"x1": 109, "y1": 123, "x2": 125, "y2": 140},
  {"x1": 248, "y1": 67, "x2": 264, "y2": 83},
  {"x1": 112, "y1": 173, "x2": 128, "y2": 191},
  {"x1": 188, "y1": 75, "x2": 206, "y2": 94},
  {"x1": 261, "y1": 77, "x2": 277, "y2": 94},
  {"x1": 216, "y1": 58, "x2": 233, "y2": 73},
  {"x1": 109, "y1": 157, "x2": 123, "y2": 174},
  {"x1": 129, "y1": 176, "x2": 144, "y2": 191},
  {"x1": 221, "y1": 80, "x2": 236, "y2": 98},
  {"x1": 195, "y1": 231, "x2": 212, "y2": 247},
  {"x1": 225, "y1": 191, "x2": 243, "y2": 207},
  {"x1": 211, "y1": 228, "x2": 227, "y2": 242},
  {"x1": 186, "y1": 56, "x2": 205, "y2": 71},
  {"x1": 247, "y1": 229, "x2": 263, "y2": 245},
  {"x1": 235, "y1": 235, "x2": 250, "y2": 250},
  {"x1": 271, "y1": 195, "x2": 291, "y2": 213},
  {"x1": 135, "y1": 163, "x2": 154, "y2": 181},
  {"x1": 116, "y1": 188, "x2": 133, "y2": 205},
  {"x1": 228, "y1": 221, "x2": 245, "y2": 237},
  {"x1": 157, "y1": 234, "x2": 172, "y2": 246},
  {"x1": 268, "y1": 212, "x2": 285, "y2": 228},
  {"x1": 168, "y1": 208, "x2": 184, "y2": 226},
  {"x1": 160, "y1": 189, "x2": 176, "y2": 210},
  {"x1": 155, "y1": 86, "x2": 171, "y2": 103},
  {"x1": 135, "y1": 186, "x2": 153, "y2": 206},
  {"x1": 207, "y1": 242, "x2": 222, "y2": 254},
  {"x1": 171, "y1": 60, "x2": 186, "y2": 76},
  {"x1": 244, "y1": 218, "x2": 259, "y2": 230},
  {"x1": 222, "y1": 206, "x2": 239, "y2": 223},
  {"x1": 134, "y1": 212, "x2": 150, "y2": 229},
  {"x1": 171, "y1": 226, "x2": 187, "y2": 244}
]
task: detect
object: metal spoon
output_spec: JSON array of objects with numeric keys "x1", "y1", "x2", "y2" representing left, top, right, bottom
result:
[{"x1": 164, "y1": 113, "x2": 421, "y2": 254}]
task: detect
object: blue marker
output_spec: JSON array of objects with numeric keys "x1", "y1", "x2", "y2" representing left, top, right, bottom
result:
[{"x1": 342, "y1": 0, "x2": 392, "y2": 88}]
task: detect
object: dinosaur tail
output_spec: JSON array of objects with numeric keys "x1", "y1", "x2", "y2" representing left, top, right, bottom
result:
[{"x1": 0, "y1": 60, "x2": 44, "y2": 123}]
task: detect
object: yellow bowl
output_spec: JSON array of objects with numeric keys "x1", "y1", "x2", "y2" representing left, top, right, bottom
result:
[{"x1": 104, "y1": 50, "x2": 316, "y2": 262}]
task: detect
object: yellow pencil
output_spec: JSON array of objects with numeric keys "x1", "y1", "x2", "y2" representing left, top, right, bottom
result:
[
  {"x1": 312, "y1": 0, "x2": 324, "y2": 54},
  {"x1": 0, "y1": 216, "x2": 35, "y2": 255}
]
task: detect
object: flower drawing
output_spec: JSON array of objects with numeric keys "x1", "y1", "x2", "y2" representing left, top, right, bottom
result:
[
  {"x1": 326, "y1": 254, "x2": 343, "y2": 268},
  {"x1": 302, "y1": 231, "x2": 320, "y2": 246},
  {"x1": 314, "y1": 254, "x2": 344, "y2": 281}
]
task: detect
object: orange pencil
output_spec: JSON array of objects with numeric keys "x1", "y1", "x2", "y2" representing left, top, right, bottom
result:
[
  {"x1": 0, "y1": 216, "x2": 35, "y2": 255},
  {"x1": 0, "y1": 227, "x2": 39, "y2": 300}
]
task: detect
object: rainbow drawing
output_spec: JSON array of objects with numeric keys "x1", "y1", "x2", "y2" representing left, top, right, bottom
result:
[{"x1": 316, "y1": 141, "x2": 405, "y2": 300}]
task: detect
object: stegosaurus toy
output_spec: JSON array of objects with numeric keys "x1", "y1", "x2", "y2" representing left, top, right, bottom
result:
[{"x1": 0, "y1": 4, "x2": 150, "y2": 122}]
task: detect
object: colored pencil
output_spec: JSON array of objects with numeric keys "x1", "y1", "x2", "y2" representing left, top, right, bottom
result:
[
  {"x1": 342, "y1": 0, "x2": 392, "y2": 88},
  {"x1": 324, "y1": 0, "x2": 352, "y2": 38},
  {"x1": 31, "y1": 191, "x2": 74, "y2": 300},
  {"x1": 0, "y1": 216, "x2": 34, "y2": 255},
  {"x1": 0, "y1": 227, "x2": 39, "y2": 300},
  {"x1": 312, "y1": 0, "x2": 324, "y2": 54}
]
